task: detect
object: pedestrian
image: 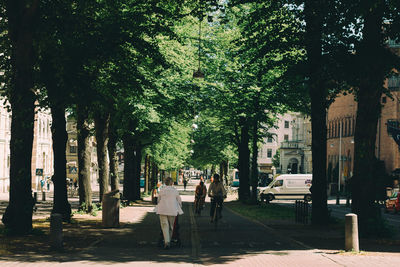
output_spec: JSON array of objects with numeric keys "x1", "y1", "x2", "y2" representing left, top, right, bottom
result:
[
  {"x1": 46, "y1": 177, "x2": 51, "y2": 191},
  {"x1": 40, "y1": 178, "x2": 45, "y2": 192},
  {"x1": 183, "y1": 177, "x2": 188, "y2": 191},
  {"x1": 154, "y1": 177, "x2": 183, "y2": 249}
]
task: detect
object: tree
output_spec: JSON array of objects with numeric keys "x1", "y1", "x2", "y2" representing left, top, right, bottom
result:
[
  {"x1": 1, "y1": 0, "x2": 39, "y2": 234},
  {"x1": 303, "y1": 0, "x2": 330, "y2": 225},
  {"x1": 342, "y1": 0, "x2": 400, "y2": 234}
]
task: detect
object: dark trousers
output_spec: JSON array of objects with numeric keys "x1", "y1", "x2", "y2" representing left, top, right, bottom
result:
[{"x1": 210, "y1": 196, "x2": 223, "y2": 218}]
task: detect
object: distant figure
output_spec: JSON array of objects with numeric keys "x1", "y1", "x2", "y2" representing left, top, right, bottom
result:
[
  {"x1": 40, "y1": 178, "x2": 45, "y2": 192},
  {"x1": 46, "y1": 178, "x2": 51, "y2": 191},
  {"x1": 183, "y1": 177, "x2": 188, "y2": 191}
]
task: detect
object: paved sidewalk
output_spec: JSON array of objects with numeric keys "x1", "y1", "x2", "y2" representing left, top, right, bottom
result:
[{"x1": 1, "y1": 186, "x2": 400, "y2": 266}]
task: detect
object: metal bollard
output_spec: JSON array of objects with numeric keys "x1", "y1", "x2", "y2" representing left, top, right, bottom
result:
[
  {"x1": 345, "y1": 213, "x2": 359, "y2": 252},
  {"x1": 50, "y1": 213, "x2": 63, "y2": 250},
  {"x1": 42, "y1": 191, "x2": 46, "y2": 201},
  {"x1": 33, "y1": 192, "x2": 37, "y2": 203}
]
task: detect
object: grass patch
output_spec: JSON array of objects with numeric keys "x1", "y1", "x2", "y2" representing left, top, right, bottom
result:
[{"x1": 227, "y1": 201, "x2": 294, "y2": 221}]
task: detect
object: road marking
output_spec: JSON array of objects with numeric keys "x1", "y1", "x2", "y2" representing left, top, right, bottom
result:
[{"x1": 189, "y1": 203, "x2": 201, "y2": 262}]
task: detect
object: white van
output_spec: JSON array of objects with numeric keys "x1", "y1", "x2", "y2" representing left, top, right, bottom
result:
[{"x1": 259, "y1": 174, "x2": 312, "y2": 202}]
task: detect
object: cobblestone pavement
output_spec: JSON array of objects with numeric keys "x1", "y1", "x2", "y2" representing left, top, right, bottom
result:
[{"x1": 0, "y1": 181, "x2": 400, "y2": 266}]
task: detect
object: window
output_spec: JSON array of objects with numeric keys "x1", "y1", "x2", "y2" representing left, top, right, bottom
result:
[
  {"x1": 267, "y1": 149, "x2": 272, "y2": 158},
  {"x1": 388, "y1": 76, "x2": 400, "y2": 91},
  {"x1": 284, "y1": 134, "x2": 289, "y2": 141},
  {"x1": 382, "y1": 97, "x2": 387, "y2": 103},
  {"x1": 284, "y1": 121, "x2": 289, "y2": 128},
  {"x1": 70, "y1": 146, "x2": 77, "y2": 153},
  {"x1": 267, "y1": 137, "x2": 273, "y2": 143}
]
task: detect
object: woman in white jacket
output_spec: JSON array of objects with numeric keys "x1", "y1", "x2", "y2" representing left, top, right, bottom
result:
[{"x1": 154, "y1": 177, "x2": 183, "y2": 248}]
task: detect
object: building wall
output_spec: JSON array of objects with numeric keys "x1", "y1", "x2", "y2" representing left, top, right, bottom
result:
[
  {"x1": 66, "y1": 117, "x2": 98, "y2": 189},
  {"x1": 0, "y1": 104, "x2": 11, "y2": 193},
  {"x1": 327, "y1": 90, "x2": 400, "y2": 185},
  {"x1": 31, "y1": 110, "x2": 54, "y2": 191},
  {"x1": 258, "y1": 113, "x2": 295, "y2": 174},
  {"x1": 258, "y1": 112, "x2": 312, "y2": 175},
  {"x1": 279, "y1": 113, "x2": 312, "y2": 174}
]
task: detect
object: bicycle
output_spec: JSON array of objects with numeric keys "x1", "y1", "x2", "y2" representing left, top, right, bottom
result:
[
  {"x1": 194, "y1": 195, "x2": 202, "y2": 215},
  {"x1": 211, "y1": 196, "x2": 223, "y2": 227}
]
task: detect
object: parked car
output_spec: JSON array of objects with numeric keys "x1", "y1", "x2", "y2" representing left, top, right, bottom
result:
[
  {"x1": 259, "y1": 174, "x2": 312, "y2": 202},
  {"x1": 385, "y1": 191, "x2": 400, "y2": 213}
]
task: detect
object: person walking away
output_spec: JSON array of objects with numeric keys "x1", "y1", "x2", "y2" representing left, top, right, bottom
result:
[
  {"x1": 183, "y1": 176, "x2": 188, "y2": 191},
  {"x1": 154, "y1": 177, "x2": 183, "y2": 249},
  {"x1": 208, "y1": 173, "x2": 226, "y2": 222}
]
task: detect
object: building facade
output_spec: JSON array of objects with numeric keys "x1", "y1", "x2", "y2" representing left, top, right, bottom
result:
[
  {"x1": 0, "y1": 101, "x2": 54, "y2": 193},
  {"x1": 258, "y1": 112, "x2": 312, "y2": 177},
  {"x1": 327, "y1": 42, "x2": 400, "y2": 191},
  {"x1": 31, "y1": 109, "x2": 54, "y2": 191},
  {"x1": 66, "y1": 117, "x2": 98, "y2": 190},
  {"x1": 0, "y1": 104, "x2": 11, "y2": 193}
]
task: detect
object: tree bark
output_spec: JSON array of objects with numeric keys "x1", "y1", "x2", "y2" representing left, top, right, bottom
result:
[
  {"x1": 250, "y1": 119, "x2": 259, "y2": 203},
  {"x1": 94, "y1": 112, "x2": 110, "y2": 202},
  {"x1": 131, "y1": 143, "x2": 142, "y2": 200},
  {"x1": 144, "y1": 154, "x2": 150, "y2": 194},
  {"x1": 77, "y1": 106, "x2": 92, "y2": 212},
  {"x1": 304, "y1": 0, "x2": 329, "y2": 225},
  {"x1": 1, "y1": 0, "x2": 39, "y2": 234},
  {"x1": 351, "y1": 3, "x2": 386, "y2": 234},
  {"x1": 123, "y1": 134, "x2": 135, "y2": 201},
  {"x1": 150, "y1": 159, "x2": 158, "y2": 190},
  {"x1": 50, "y1": 104, "x2": 71, "y2": 222},
  {"x1": 238, "y1": 117, "x2": 250, "y2": 202},
  {"x1": 108, "y1": 121, "x2": 119, "y2": 192}
]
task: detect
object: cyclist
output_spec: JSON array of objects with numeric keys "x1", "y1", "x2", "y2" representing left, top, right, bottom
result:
[
  {"x1": 194, "y1": 180, "x2": 207, "y2": 214},
  {"x1": 208, "y1": 173, "x2": 226, "y2": 222}
]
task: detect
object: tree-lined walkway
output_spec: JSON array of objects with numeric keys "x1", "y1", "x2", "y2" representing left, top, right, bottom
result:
[{"x1": 1, "y1": 183, "x2": 400, "y2": 266}]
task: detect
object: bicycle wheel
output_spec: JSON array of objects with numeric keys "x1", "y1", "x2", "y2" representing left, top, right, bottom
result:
[{"x1": 194, "y1": 199, "x2": 200, "y2": 214}]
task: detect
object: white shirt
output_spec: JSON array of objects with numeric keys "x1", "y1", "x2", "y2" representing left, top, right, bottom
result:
[{"x1": 154, "y1": 186, "x2": 184, "y2": 216}]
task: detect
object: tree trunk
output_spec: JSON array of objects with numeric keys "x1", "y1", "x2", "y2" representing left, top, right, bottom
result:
[
  {"x1": 304, "y1": 0, "x2": 329, "y2": 225},
  {"x1": 150, "y1": 159, "x2": 158, "y2": 190},
  {"x1": 144, "y1": 154, "x2": 150, "y2": 194},
  {"x1": 351, "y1": 3, "x2": 386, "y2": 234},
  {"x1": 133, "y1": 143, "x2": 142, "y2": 200},
  {"x1": 108, "y1": 121, "x2": 119, "y2": 191},
  {"x1": 94, "y1": 112, "x2": 110, "y2": 202},
  {"x1": 250, "y1": 119, "x2": 259, "y2": 203},
  {"x1": 77, "y1": 106, "x2": 92, "y2": 212},
  {"x1": 219, "y1": 161, "x2": 224, "y2": 183},
  {"x1": 238, "y1": 117, "x2": 250, "y2": 202},
  {"x1": 1, "y1": 0, "x2": 39, "y2": 234},
  {"x1": 123, "y1": 134, "x2": 135, "y2": 202},
  {"x1": 224, "y1": 161, "x2": 229, "y2": 185},
  {"x1": 50, "y1": 104, "x2": 71, "y2": 222}
]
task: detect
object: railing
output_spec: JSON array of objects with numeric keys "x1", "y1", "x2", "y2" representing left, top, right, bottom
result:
[{"x1": 295, "y1": 200, "x2": 310, "y2": 224}]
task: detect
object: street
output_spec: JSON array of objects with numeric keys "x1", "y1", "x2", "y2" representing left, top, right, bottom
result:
[{"x1": 1, "y1": 180, "x2": 400, "y2": 266}]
